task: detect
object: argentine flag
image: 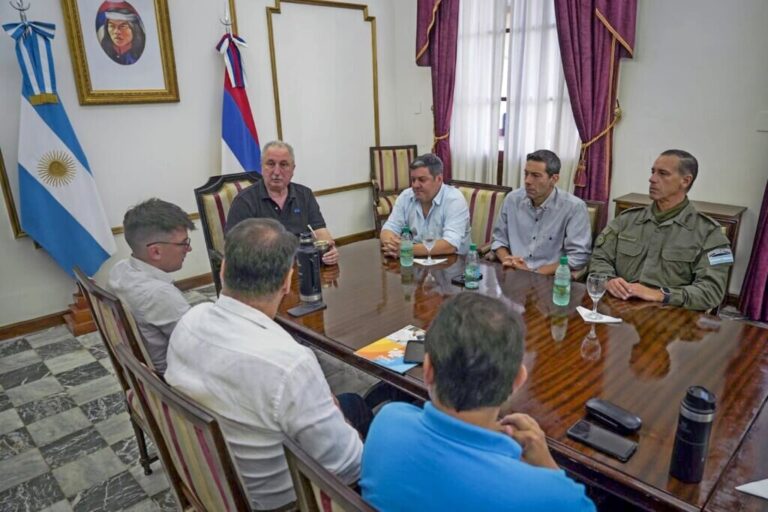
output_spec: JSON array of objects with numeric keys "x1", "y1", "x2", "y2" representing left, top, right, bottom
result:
[
  {"x1": 4, "y1": 21, "x2": 115, "y2": 276},
  {"x1": 217, "y1": 33, "x2": 261, "y2": 174}
]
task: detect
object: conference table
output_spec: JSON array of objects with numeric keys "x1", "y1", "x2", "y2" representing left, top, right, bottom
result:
[{"x1": 275, "y1": 239, "x2": 768, "y2": 511}]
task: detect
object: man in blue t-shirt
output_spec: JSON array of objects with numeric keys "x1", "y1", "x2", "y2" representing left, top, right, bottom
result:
[{"x1": 360, "y1": 293, "x2": 595, "y2": 511}]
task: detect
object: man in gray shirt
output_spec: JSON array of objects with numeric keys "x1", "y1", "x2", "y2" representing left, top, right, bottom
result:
[
  {"x1": 491, "y1": 150, "x2": 591, "y2": 275},
  {"x1": 109, "y1": 199, "x2": 194, "y2": 374}
]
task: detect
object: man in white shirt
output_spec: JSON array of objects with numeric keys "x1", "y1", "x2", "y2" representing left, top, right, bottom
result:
[
  {"x1": 165, "y1": 218, "x2": 366, "y2": 511},
  {"x1": 108, "y1": 198, "x2": 193, "y2": 374},
  {"x1": 380, "y1": 153, "x2": 471, "y2": 257}
]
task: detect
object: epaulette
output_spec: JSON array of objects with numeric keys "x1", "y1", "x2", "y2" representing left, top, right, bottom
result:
[
  {"x1": 617, "y1": 205, "x2": 645, "y2": 217},
  {"x1": 696, "y1": 211, "x2": 722, "y2": 228}
]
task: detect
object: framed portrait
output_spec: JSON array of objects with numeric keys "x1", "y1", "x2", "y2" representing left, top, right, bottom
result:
[{"x1": 61, "y1": 0, "x2": 179, "y2": 105}]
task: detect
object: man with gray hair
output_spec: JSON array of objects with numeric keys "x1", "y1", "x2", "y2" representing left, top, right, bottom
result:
[
  {"x1": 361, "y1": 293, "x2": 595, "y2": 510},
  {"x1": 226, "y1": 140, "x2": 340, "y2": 265},
  {"x1": 165, "y1": 218, "x2": 366, "y2": 510},
  {"x1": 380, "y1": 153, "x2": 471, "y2": 257},
  {"x1": 492, "y1": 149, "x2": 592, "y2": 275},
  {"x1": 108, "y1": 198, "x2": 194, "y2": 374}
]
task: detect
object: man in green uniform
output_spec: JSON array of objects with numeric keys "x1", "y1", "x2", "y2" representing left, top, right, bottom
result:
[{"x1": 589, "y1": 149, "x2": 733, "y2": 311}]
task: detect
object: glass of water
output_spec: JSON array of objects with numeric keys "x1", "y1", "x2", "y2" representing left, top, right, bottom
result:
[
  {"x1": 586, "y1": 272, "x2": 608, "y2": 320},
  {"x1": 423, "y1": 229, "x2": 437, "y2": 264}
]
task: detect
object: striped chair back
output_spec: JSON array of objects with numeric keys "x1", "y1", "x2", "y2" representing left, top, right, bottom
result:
[
  {"x1": 73, "y1": 267, "x2": 154, "y2": 388},
  {"x1": 453, "y1": 181, "x2": 512, "y2": 246},
  {"x1": 117, "y1": 343, "x2": 252, "y2": 512},
  {"x1": 370, "y1": 145, "x2": 417, "y2": 233},
  {"x1": 283, "y1": 436, "x2": 374, "y2": 512},
  {"x1": 194, "y1": 172, "x2": 261, "y2": 293},
  {"x1": 370, "y1": 145, "x2": 417, "y2": 195}
]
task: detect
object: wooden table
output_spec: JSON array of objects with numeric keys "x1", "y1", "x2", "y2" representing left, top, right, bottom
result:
[{"x1": 276, "y1": 239, "x2": 768, "y2": 511}]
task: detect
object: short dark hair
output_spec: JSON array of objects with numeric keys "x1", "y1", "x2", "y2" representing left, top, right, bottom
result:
[
  {"x1": 123, "y1": 198, "x2": 194, "y2": 253},
  {"x1": 223, "y1": 218, "x2": 298, "y2": 299},
  {"x1": 661, "y1": 149, "x2": 698, "y2": 191},
  {"x1": 409, "y1": 153, "x2": 444, "y2": 177},
  {"x1": 425, "y1": 293, "x2": 525, "y2": 412},
  {"x1": 526, "y1": 149, "x2": 561, "y2": 176}
]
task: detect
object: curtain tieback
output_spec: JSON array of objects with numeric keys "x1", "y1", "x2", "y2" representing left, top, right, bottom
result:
[
  {"x1": 432, "y1": 131, "x2": 449, "y2": 151},
  {"x1": 574, "y1": 103, "x2": 622, "y2": 187}
]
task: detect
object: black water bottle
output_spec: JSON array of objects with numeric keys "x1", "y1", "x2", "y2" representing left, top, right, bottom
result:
[
  {"x1": 297, "y1": 232, "x2": 322, "y2": 303},
  {"x1": 669, "y1": 386, "x2": 716, "y2": 483}
]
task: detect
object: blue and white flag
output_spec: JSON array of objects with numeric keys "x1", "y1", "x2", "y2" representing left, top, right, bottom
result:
[{"x1": 3, "y1": 20, "x2": 115, "y2": 276}]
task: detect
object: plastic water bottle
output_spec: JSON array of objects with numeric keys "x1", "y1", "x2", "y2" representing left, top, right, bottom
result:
[
  {"x1": 552, "y1": 255, "x2": 571, "y2": 306},
  {"x1": 400, "y1": 227, "x2": 414, "y2": 267},
  {"x1": 464, "y1": 243, "x2": 480, "y2": 290}
]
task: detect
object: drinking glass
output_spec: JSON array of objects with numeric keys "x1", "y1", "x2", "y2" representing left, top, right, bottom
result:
[
  {"x1": 423, "y1": 229, "x2": 437, "y2": 264},
  {"x1": 586, "y1": 272, "x2": 608, "y2": 320}
]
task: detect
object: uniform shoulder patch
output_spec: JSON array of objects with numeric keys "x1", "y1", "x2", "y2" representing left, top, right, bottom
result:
[
  {"x1": 594, "y1": 226, "x2": 614, "y2": 247},
  {"x1": 707, "y1": 247, "x2": 734, "y2": 266}
]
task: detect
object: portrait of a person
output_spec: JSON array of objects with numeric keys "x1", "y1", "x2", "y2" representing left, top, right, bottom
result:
[{"x1": 95, "y1": 1, "x2": 146, "y2": 65}]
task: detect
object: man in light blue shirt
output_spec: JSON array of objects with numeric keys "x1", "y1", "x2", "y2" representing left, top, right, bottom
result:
[
  {"x1": 492, "y1": 149, "x2": 592, "y2": 274},
  {"x1": 380, "y1": 154, "x2": 471, "y2": 256},
  {"x1": 361, "y1": 293, "x2": 595, "y2": 512}
]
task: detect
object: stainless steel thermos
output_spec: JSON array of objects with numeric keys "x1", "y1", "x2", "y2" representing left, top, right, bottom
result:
[
  {"x1": 669, "y1": 386, "x2": 716, "y2": 483},
  {"x1": 297, "y1": 232, "x2": 322, "y2": 303}
]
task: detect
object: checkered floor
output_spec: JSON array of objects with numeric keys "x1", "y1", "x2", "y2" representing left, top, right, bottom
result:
[{"x1": 0, "y1": 284, "x2": 376, "y2": 512}]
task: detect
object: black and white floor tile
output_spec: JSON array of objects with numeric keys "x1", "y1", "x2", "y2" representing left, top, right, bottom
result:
[{"x1": 0, "y1": 284, "x2": 377, "y2": 511}]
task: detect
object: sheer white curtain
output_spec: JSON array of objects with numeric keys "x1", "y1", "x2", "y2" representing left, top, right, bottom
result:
[
  {"x1": 450, "y1": 0, "x2": 507, "y2": 183},
  {"x1": 502, "y1": 0, "x2": 579, "y2": 189}
]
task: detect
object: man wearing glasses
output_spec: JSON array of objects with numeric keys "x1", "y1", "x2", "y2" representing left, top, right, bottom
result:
[
  {"x1": 108, "y1": 198, "x2": 195, "y2": 374},
  {"x1": 226, "y1": 140, "x2": 340, "y2": 265}
]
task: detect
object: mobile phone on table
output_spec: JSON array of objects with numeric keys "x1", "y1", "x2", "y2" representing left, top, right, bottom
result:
[
  {"x1": 403, "y1": 340, "x2": 425, "y2": 364},
  {"x1": 451, "y1": 273, "x2": 483, "y2": 286},
  {"x1": 566, "y1": 419, "x2": 637, "y2": 462}
]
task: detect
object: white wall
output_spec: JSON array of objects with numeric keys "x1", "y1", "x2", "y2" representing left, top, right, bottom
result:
[
  {"x1": 0, "y1": 0, "x2": 433, "y2": 327},
  {"x1": 613, "y1": 0, "x2": 768, "y2": 294}
]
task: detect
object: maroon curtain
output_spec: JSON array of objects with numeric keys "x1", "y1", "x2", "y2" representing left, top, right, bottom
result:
[
  {"x1": 739, "y1": 180, "x2": 768, "y2": 321},
  {"x1": 416, "y1": 0, "x2": 459, "y2": 181},
  {"x1": 554, "y1": 0, "x2": 637, "y2": 228}
]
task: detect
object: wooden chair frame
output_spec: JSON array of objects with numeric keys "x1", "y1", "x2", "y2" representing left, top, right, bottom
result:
[
  {"x1": 193, "y1": 172, "x2": 261, "y2": 294},
  {"x1": 283, "y1": 436, "x2": 375, "y2": 512},
  {"x1": 584, "y1": 199, "x2": 606, "y2": 245},
  {"x1": 116, "y1": 343, "x2": 253, "y2": 512},
  {"x1": 73, "y1": 267, "x2": 158, "y2": 475}
]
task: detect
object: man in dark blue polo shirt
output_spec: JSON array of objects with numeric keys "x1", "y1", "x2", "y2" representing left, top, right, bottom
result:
[
  {"x1": 361, "y1": 293, "x2": 595, "y2": 511},
  {"x1": 225, "y1": 140, "x2": 339, "y2": 264}
]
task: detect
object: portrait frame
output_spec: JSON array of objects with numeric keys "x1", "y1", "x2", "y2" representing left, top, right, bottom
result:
[{"x1": 60, "y1": 0, "x2": 179, "y2": 105}]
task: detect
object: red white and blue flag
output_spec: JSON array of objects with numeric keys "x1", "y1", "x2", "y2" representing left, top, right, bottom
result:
[{"x1": 217, "y1": 33, "x2": 260, "y2": 174}]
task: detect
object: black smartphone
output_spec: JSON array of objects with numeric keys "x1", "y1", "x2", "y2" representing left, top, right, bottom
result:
[
  {"x1": 451, "y1": 273, "x2": 483, "y2": 286},
  {"x1": 566, "y1": 419, "x2": 637, "y2": 462},
  {"x1": 403, "y1": 340, "x2": 425, "y2": 364},
  {"x1": 287, "y1": 301, "x2": 327, "y2": 317}
]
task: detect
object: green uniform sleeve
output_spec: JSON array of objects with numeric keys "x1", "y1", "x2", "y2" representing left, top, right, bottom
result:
[
  {"x1": 668, "y1": 229, "x2": 732, "y2": 311},
  {"x1": 588, "y1": 221, "x2": 620, "y2": 278}
]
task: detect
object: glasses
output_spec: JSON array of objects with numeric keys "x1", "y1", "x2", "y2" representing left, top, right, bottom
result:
[
  {"x1": 263, "y1": 160, "x2": 293, "y2": 171},
  {"x1": 146, "y1": 237, "x2": 191, "y2": 248}
]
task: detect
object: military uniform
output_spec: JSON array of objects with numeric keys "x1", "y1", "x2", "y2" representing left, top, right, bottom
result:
[{"x1": 589, "y1": 200, "x2": 732, "y2": 311}]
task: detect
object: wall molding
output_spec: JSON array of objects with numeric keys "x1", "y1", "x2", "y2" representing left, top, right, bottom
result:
[{"x1": 315, "y1": 182, "x2": 370, "y2": 197}]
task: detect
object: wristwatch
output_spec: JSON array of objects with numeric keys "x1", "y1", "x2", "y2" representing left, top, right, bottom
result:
[{"x1": 660, "y1": 287, "x2": 672, "y2": 304}]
